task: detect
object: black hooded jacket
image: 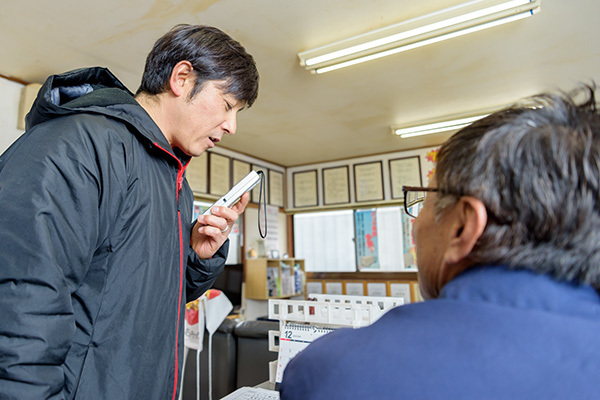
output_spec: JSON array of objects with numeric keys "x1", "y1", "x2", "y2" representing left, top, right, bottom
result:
[{"x1": 0, "y1": 67, "x2": 228, "y2": 399}]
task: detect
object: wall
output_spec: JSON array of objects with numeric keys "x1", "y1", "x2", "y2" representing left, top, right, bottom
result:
[
  {"x1": 186, "y1": 146, "x2": 286, "y2": 204},
  {"x1": 286, "y1": 146, "x2": 439, "y2": 212},
  {"x1": 185, "y1": 146, "x2": 289, "y2": 258},
  {"x1": 243, "y1": 206, "x2": 288, "y2": 258},
  {"x1": 0, "y1": 77, "x2": 24, "y2": 154}
]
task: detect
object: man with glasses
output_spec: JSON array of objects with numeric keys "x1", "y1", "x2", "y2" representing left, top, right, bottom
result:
[{"x1": 280, "y1": 84, "x2": 600, "y2": 399}]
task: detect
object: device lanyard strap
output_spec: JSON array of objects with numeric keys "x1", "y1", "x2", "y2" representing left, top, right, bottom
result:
[{"x1": 257, "y1": 171, "x2": 267, "y2": 239}]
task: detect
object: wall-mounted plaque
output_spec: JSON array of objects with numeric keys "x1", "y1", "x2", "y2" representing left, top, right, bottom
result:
[
  {"x1": 293, "y1": 170, "x2": 318, "y2": 208},
  {"x1": 344, "y1": 281, "x2": 365, "y2": 296},
  {"x1": 251, "y1": 164, "x2": 268, "y2": 204},
  {"x1": 367, "y1": 282, "x2": 387, "y2": 297},
  {"x1": 232, "y1": 159, "x2": 251, "y2": 186},
  {"x1": 186, "y1": 152, "x2": 208, "y2": 193},
  {"x1": 322, "y1": 166, "x2": 350, "y2": 205},
  {"x1": 269, "y1": 170, "x2": 284, "y2": 207},
  {"x1": 209, "y1": 153, "x2": 231, "y2": 196},
  {"x1": 353, "y1": 161, "x2": 384, "y2": 202},
  {"x1": 324, "y1": 281, "x2": 343, "y2": 295},
  {"x1": 389, "y1": 156, "x2": 422, "y2": 199}
]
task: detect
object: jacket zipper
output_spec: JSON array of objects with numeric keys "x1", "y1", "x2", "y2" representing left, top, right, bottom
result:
[{"x1": 153, "y1": 142, "x2": 188, "y2": 400}]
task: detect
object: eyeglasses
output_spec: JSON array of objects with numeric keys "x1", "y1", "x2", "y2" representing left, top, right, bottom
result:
[
  {"x1": 402, "y1": 186, "x2": 440, "y2": 219},
  {"x1": 403, "y1": 185, "x2": 514, "y2": 224}
]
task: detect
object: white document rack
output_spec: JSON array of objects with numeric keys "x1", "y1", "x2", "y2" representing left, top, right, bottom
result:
[
  {"x1": 267, "y1": 294, "x2": 404, "y2": 385},
  {"x1": 268, "y1": 293, "x2": 403, "y2": 329}
]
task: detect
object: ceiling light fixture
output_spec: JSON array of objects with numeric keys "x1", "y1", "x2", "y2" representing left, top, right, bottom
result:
[
  {"x1": 392, "y1": 114, "x2": 489, "y2": 138},
  {"x1": 298, "y1": 0, "x2": 540, "y2": 74}
]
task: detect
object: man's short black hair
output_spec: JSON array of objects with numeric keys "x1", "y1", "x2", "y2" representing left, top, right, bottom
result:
[{"x1": 136, "y1": 24, "x2": 259, "y2": 107}]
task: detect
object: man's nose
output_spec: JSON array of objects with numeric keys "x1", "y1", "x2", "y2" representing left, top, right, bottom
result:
[{"x1": 222, "y1": 114, "x2": 237, "y2": 135}]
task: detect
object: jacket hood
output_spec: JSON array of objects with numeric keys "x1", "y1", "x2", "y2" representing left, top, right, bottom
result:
[
  {"x1": 26, "y1": 67, "x2": 132, "y2": 128},
  {"x1": 25, "y1": 67, "x2": 173, "y2": 151}
]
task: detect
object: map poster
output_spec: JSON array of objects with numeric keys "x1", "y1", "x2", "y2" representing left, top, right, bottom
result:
[{"x1": 355, "y1": 209, "x2": 379, "y2": 270}]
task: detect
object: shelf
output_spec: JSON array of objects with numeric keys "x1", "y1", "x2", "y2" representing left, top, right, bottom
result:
[
  {"x1": 267, "y1": 293, "x2": 303, "y2": 300},
  {"x1": 245, "y1": 258, "x2": 305, "y2": 300}
]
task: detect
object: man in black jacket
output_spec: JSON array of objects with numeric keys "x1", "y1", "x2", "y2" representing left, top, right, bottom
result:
[{"x1": 0, "y1": 25, "x2": 258, "y2": 399}]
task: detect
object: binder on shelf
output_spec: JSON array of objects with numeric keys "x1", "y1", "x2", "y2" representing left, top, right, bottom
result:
[{"x1": 245, "y1": 258, "x2": 305, "y2": 300}]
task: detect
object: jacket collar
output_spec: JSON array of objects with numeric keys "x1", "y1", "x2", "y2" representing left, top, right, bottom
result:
[{"x1": 440, "y1": 265, "x2": 600, "y2": 318}]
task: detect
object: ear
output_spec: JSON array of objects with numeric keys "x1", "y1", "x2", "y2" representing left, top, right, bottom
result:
[
  {"x1": 169, "y1": 60, "x2": 194, "y2": 97},
  {"x1": 443, "y1": 196, "x2": 487, "y2": 265}
]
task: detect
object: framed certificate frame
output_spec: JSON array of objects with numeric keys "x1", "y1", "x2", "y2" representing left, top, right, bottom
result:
[
  {"x1": 269, "y1": 170, "x2": 284, "y2": 207},
  {"x1": 251, "y1": 164, "x2": 268, "y2": 203},
  {"x1": 293, "y1": 170, "x2": 318, "y2": 208},
  {"x1": 232, "y1": 159, "x2": 251, "y2": 186},
  {"x1": 353, "y1": 161, "x2": 384, "y2": 202},
  {"x1": 389, "y1": 282, "x2": 412, "y2": 304},
  {"x1": 186, "y1": 152, "x2": 208, "y2": 193},
  {"x1": 367, "y1": 282, "x2": 388, "y2": 296},
  {"x1": 322, "y1": 166, "x2": 350, "y2": 205},
  {"x1": 389, "y1": 156, "x2": 422, "y2": 199},
  {"x1": 209, "y1": 152, "x2": 231, "y2": 196},
  {"x1": 344, "y1": 281, "x2": 365, "y2": 296},
  {"x1": 324, "y1": 281, "x2": 343, "y2": 295}
]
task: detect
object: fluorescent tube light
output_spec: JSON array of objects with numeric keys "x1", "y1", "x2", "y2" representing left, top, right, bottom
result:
[
  {"x1": 393, "y1": 114, "x2": 489, "y2": 139},
  {"x1": 299, "y1": 0, "x2": 540, "y2": 74}
]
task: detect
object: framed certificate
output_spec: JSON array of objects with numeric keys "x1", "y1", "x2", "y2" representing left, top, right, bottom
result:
[
  {"x1": 232, "y1": 159, "x2": 251, "y2": 186},
  {"x1": 322, "y1": 166, "x2": 350, "y2": 205},
  {"x1": 389, "y1": 282, "x2": 412, "y2": 304},
  {"x1": 306, "y1": 281, "x2": 324, "y2": 295},
  {"x1": 269, "y1": 170, "x2": 284, "y2": 207},
  {"x1": 186, "y1": 152, "x2": 208, "y2": 193},
  {"x1": 293, "y1": 170, "x2": 318, "y2": 208},
  {"x1": 251, "y1": 164, "x2": 268, "y2": 203},
  {"x1": 367, "y1": 282, "x2": 387, "y2": 297},
  {"x1": 344, "y1": 281, "x2": 365, "y2": 296},
  {"x1": 389, "y1": 156, "x2": 422, "y2": 199},
  {"x1": 353, "y1": 161, "x2": 384, "y2": 202},
  {"x1": 209, "y1": 153, "x2": 231, "y2": 196},
  {"x1": 324, "y1": 281, "x2": 343, "y2": 295}
]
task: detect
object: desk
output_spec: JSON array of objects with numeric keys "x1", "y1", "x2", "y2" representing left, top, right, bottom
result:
[
  {"x1": 220, "y1": 382, "x2": 278, "y2": 400},
  {"x1": 255, "y1": 381, "x2": 276, "y2": 391}
]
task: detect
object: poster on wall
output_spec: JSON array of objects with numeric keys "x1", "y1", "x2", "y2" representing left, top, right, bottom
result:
[
  {"x1": 193, "y1": 200, "x2": 241, "y2": 264},
  {"x1": 401, "y1": 211, "x2": 417, "y2": 270},
  {"x1": 416, "y1": 147, "x2": 440, "y2": 187},
  {"x1": 264, "y1": 205, "x2": 280, "y2": 255},
  {"x1": 355, "y1": 209, "x2": 379, "y2": 270},
  {"x1": 192, "y1": 200, "x2": 211, "y2": 220},
  {"x1": 353, "y1": 207, "x2": 412, "y2": 271}
]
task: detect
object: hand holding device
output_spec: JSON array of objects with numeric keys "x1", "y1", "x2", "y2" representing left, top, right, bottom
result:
[{"x1": 203, "y1": 170, "x2": 260, "y2": 215}]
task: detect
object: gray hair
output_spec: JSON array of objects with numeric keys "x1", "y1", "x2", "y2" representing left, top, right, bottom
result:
[{"x1": 434, "y1": 84, "x2": 600, "y2": 287}]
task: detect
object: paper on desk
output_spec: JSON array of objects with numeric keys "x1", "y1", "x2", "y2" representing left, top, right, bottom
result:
[{"x1": 219, "y1": 386, "x2": 279, "y2": 400}]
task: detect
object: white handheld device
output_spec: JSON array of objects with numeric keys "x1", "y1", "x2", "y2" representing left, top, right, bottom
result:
[{"x1": 203, "y1": 170, "x2": 260, "y2": 215}]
